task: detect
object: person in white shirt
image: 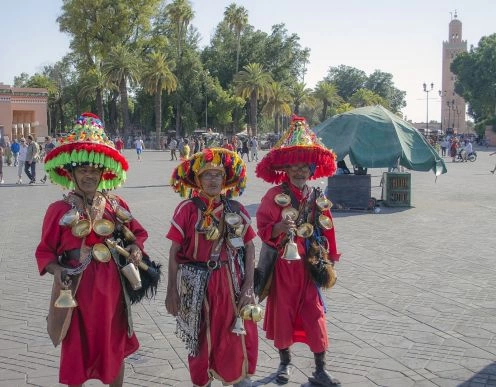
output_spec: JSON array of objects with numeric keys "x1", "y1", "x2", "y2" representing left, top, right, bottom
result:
[
  {"x1": 462, "y1": 140, "x2": 473, "y2": 162},
  {"x1": 134, "y1": 136, "x2": 145, "y2": 161},
  {"x1": 17, "y1": 138, "x2": 28, "y2": 184}
]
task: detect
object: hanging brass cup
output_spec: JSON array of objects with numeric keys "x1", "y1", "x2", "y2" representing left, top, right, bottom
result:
[
  {"x1": 318, "y1": 214, "x2": 334, "y2": 230},
  {"x1": 59, "y1": 208, "x2": 80, "y2": 227},
  {"x1": 274, "y1": 193, "x2": 291, "y2": 207},
  {"x1": 316, "y1": 196, "x2": 333, "y2": 211},
  {"x1": 225, "y1": 213, "x2": 242, "y2": 227},
  {"x1": 71, "y1": 219, "x2": 91, "y2": 238},
  {"x1": 120, "y1": 224, "x2": 136, "y2": 242},
  {"x1": 240, "y1": 304, "x2": 253, "y2": 320},
  {"x1": 92, "y1": 243, "x2": 111, "y2": 263},
  {"x1": 93, "y1": 219, "x2": 115, "y2": 237},
  {"x1": 281, "y1": 207, "x2": 298, "y2": 221},
  {"x1": 296, "y1": 223, "x2": 314, "y2": 238},
  {"x1": 250, "y1": 304, "x2": 264, "y2": 322},
  {"x1": 205, "y1": 226, "x2": 220, "y2": 241},
  {"x1": 115, "y1": 206, "x2": 133, "y2": 223}
]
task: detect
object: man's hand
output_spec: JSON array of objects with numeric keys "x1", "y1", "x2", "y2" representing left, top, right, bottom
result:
[
  {"x1": 165, "y1": 288, "x2": 180, "y2": 316},
  {"x1": 237, "y1": 284, "x2": 255, "y2": 312},
  {"x1": 125, "y1": 244, "x2": 142, "y2": 266}
]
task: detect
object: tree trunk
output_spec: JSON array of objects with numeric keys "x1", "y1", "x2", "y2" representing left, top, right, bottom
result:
[
  {"x1": 250, "y1": 91, "x2": 258, "y2": 138},
  {"x1": 119, "y1": 78, "x2": 130, "y2": 136},
  {"x1": 175, "y1": 99, "x2": 181, "y2": 139},
  {"x1": 155, "y1": 90, "x2": 162, "y2": 150},
  {"x1": 274, "y1": 112, "x2": 280, "y2": 134},
  {"x1": 96, "y1": 88, "x2": 105, "y2": 123},
  {"x1": 321, "y1": 101, "x2": 328, "y2": 122}
]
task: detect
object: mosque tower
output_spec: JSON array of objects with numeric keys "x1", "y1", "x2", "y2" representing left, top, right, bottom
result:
[{"x1": 441, "y1": 10, "x2": 467, "y2": 134}]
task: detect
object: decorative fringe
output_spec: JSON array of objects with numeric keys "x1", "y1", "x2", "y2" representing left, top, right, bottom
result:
[
  {"x1": 125, "y1": 255, "x2": 162, "y2": 304},
  {"x1": 305, "y1": 240, "x2": 337, "y2": 289}
]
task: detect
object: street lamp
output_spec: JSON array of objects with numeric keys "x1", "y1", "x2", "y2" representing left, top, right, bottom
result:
[
  {"x1": 438, "y1": 90, "x2": 446, "y2": 133},
  {"x1": 423, "y1": 82, "x2": 434, "y2": 131}
]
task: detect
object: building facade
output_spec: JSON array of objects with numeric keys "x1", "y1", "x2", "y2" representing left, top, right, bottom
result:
[
  {"x1": 441, "y1": 12, "x2": 467, "y2": 134},
  {"x1": 0, "y1": 83, "x2": 48, "y2": 144}
]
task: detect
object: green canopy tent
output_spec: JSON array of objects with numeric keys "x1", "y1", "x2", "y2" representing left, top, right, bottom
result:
[{"x1": 313, "y1": 105, "x2": 447, "y2": 176}]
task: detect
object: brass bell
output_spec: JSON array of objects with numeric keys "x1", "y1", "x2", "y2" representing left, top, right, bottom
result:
[
  {"x1": 71, "y1": 219, "x2": 91, "y2": 238},
  {"x1": 316, "y1": 196, "x2": 333, "y2": 211},
  {"x1": 115, "y1": 206, "x2": 133, "y2": 223},
  {"x1": 296, "y1": 223, "x2": 314, "y2": 238},
  {"x1": 93, "y1": 219, "x2": 115, "y2": 237},
  {"x1": 250, "y1": 305, "x2": 264, "y2": 322},
  {"x1": 282, "y1": 231, "x2": 301, "y2": 261},
  {"x1": 318, "y1": 214, "x2": 334, "y2": 230},
  {"x1": 231, "y1": 316, "x2": 247, "y2": 335},
  {"x1": 54, "y1": 289, "x2": 78, "y2": 308},
  {"x1": 274, "y1": 193, "x2": 291, "y2": 207},
  {"x1": 281, "y1": 207, "x2": 298, "y2": 221},
  {"x1": 205, "y1": 226, "x2": 220, "y2": 241}
]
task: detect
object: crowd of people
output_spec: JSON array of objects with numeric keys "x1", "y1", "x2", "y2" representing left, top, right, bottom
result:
[{"x1": 29, "y1": 112, "x2": 342, "y2": 387}]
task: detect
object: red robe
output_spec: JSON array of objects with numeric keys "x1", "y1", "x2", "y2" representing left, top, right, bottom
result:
[
  {"x1": 166, "y1": 197, "x2": 258, "y2": 387},
  {"x1": 35, "y1": 195, "x2": 146, "y2": 385},
  {"x1": 256, "y1": 183, "x2": 340, "y2": 353}
]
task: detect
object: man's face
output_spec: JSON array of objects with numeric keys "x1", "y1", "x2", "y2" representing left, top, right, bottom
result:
[
  {"x1": 72, "y1": 166, "x2": 103, "y2": 195},
  {"x1": 286, "y1": 163, "x2": 311, "y2": 188},
  {"x1": 199, "y1": 170, "x2": 225, "y2": 197}
]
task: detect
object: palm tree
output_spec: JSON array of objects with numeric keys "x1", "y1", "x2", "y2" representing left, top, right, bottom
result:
[
  {"x1": 142, "y1": 52, "x2": 178, "y2": 149},
  {"x1": 166, "y1": 0, "x2": 194, "y2": 138},
  {"x1": 103, "y1": 44, "x2": 141, "y2": 135},
  {"x1": 263, "y1": 82, "x2": 292, "y2": 134},
  {"x1": 79, "y1": 64, "x2": 113, "y2": 121},
  {"x1": 234, "y1": 63, "x2": 273, "y2": 137},
  {"x1": 224, "y1": 3, "x2": 248, "y2": 75},
  {"x1": 290, "y1": 82, "x2": 312, "y2": 115},
  {"x1": 313, "y1": 81, "x2": 343, "y2": 121}
]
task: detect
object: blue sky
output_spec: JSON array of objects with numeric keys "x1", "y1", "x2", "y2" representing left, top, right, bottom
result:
[{"x1": 1, "y1": 0, "x2": 495, "y2": 123}]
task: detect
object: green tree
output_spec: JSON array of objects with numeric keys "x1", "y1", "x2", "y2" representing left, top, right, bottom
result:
[
  {"x1": 349, "y1": 89, "x2": 389, "y2": 108},
  {"x1": 263, "y1": 82, "x2": 292, "y2": 134},
  {"x1": 289, "y1": 82, "x2": 312, "y2": 115},
  {"x1": 103, "y1": 44, "x2": 141, "y2": 134},
  {"x1": 78, "y1": 64, "x2": 112, "y2": 121},
  {"x1": 365, "y1": 70, "x2": 406, "y2": 113},
  {"x1": 313, "y1": 81, "x2": 343, "y2": 121},
  {"x1": 451, "y1": 34, "x2": 496, "y2": 124},
  {"x1": 142, "y1": 52, "x2": 178, "y2": 148},
  {"x1": 325, "y1": 65, "x2": 367, "y2": 101},
  {"x1": 224, "y1": 3, "x2": 248, "y2": 75},
  {"x1": 234, "y1": 63, "x2": 273, "y2": 137}
]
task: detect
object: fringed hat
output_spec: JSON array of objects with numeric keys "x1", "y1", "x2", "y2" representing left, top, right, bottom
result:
[
  {"x1": 44, "y1": 113, "x2": 128, "y2": 190},
  {"x1": 171, "y1": 147, "x2": 247, "y2": 198},
  {"x1": 256, "y1": 114, "x2": 337, "y2": 184}
]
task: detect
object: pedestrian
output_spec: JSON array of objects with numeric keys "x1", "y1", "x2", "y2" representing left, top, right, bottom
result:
[
  {"x1": 0, "y1": 145, "x2": 4, "y2": 184},
  {"x1": 222, "y1": 137, "x2": 234, "y2": 151},
  {"x1": 40, "y1": 136, "x2": 56, "y2": 183},
  {"x1": 181, "y1": 138, "x2": 191, "y2": 159},
  {"x1": 166, "y1": 147, "x2": 258, "y2": 387},
  {"x1": 490, "y1": 151, "x2": 496, "y2": 174},
  {"x1": 4, "y1": 140, "x2": 13, "y2": 166},
  {"x1": 250, "y1": 137, "x2": 259, "y2": 161},
  {"x1": 450, "y1": 138, "x2": 459, "y2": 162},
  {"x1": 135, "y1": 136, "x2": 145, "y2": 161},
  {"x1": 241, "y1": 138, "x2": 251, "y2": 162},
  {"x1": 16, "y1": 138, "x2": 28, "y2": 184},
  {"x1": 11, "y1": 138, "x2": 20, "y2": 166},
  {"x1": 115, "y1": 137, "x2": 124, "y2": 153},
  {"x1": 255, "y1": 115, "x2": 341, "y2": 386},
  {"x1": 35, "y1": 112, "x2": 155, "y2": 387},
  {"x1": 25, "y1": 135, "x2": 40, "y2": 184},
  {"x1": 169, "y1": 137, "x2": 178, "y2": 160}
]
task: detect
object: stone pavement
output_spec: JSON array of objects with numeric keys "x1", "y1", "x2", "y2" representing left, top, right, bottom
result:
[{"x1": 1, "y1": 147, "x2": 496, "y2": 387}]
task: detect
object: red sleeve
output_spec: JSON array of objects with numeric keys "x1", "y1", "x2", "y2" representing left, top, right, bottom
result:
[
  {"x1": 256, "y1": 186, "x2": 285, "y2": 248},
  {"x1": 322, "y1": 209, "x2": 341, "y2": 262},
  {"x1": 239, "y1": 203, "x2": 256, "y2": 243}
]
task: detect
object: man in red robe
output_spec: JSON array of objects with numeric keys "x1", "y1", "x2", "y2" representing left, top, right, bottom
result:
[
  {"x1": 166, "y1": 148, "x2": 258, "y2": 387},
  {"x1": 35, "y1": 113, "x2": 147, "y2": 386},
  {"x1": 255, "y1": 115, "x2": 341, "y2": 387}
]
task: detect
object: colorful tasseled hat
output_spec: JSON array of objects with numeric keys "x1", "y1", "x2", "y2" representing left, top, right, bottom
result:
[
  {"x1": 256, "y1": 114, "x2": 337, "y2": 184},
  {"x1": 44, "y1": 113, "x2": 128, "y2": 190},
  {"x1": 171, "y1": 148, "x2": 247, "y2": 198}
]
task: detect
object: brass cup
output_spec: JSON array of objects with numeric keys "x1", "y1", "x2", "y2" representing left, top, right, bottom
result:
[
  {"x1": 71, "y1": 219, "x2": 91, "y2": 238},
  {"x1": 120, "y1": 224, "x2": 136, "y2": 242},
  {"x1": 240, "y1": 304, "x2": 253, "y2": 320},
  {"x1": 281, "y1": 207, "x2": 298, "y2": 221},
  {"x1": 225, "y1": 213, "x2": 242, "y2": 227},
  {"x1": 250, "y1": 305, "x2": 264, "y2": 322},
  {"x1": 92, "y1": 243, "x2": 111, "y2": 263},
  {"x1": 274, "y1": 193, "x2": 291, "y2": 207},
  {"x1": 318, "y1": 214, "x2": 334, "y2": 230},
  {"x1": 115, "y1": 206, "x2": 133, "y2": 223},
  {"x1": 205, "y1": 226, "x2": 220, "y2": 241},
  {"x1": 93, "y1": 219, "x2": 115, "y2": 237},
  {"x1": 296, "y1": 223, "x2": 314, "y2": 238},
  {"x1": 59, "y1": 208, "x2": 80, "y2": 227},
  {"x1": 234, "y1": 225, "x2": 244, "y2": 237},
  {"x1": 316, "y1": 196, "x2": 333, "y2": 211}
]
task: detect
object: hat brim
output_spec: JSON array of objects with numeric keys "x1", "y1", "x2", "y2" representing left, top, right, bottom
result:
[
  {"x1": 256, "y1": 145, "x2": 337, "y2": 184},
  {"x1": 44, "y1": 142, "x2": 128, "y2": 190}
]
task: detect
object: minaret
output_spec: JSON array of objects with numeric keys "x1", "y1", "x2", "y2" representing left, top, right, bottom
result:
[{"x1": 441, "y1": 11, "x2": 467, "y2": 134}]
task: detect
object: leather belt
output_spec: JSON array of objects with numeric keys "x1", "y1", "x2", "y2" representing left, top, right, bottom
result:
[{"x1": 188, "y1": 260, "x2": 228, "y2": 271}]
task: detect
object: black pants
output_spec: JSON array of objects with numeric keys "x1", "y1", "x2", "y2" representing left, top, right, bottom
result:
[{"x1": 24, "y1": 161, "x2": 36, "y2": 182}]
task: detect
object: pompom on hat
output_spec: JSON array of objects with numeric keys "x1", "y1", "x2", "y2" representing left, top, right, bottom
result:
[
  {"x1": 171, "y1": 147, "x2": 247, "y2": 198},
  {"x1": 256, "y1": 114, "x2": 337, "y2": 184},
  {"x1": 44, "y1": 112, "x2": 128, "y2": 190}
]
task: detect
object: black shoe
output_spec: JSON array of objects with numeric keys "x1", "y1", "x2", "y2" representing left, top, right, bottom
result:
[
  {"x1": 308, "y1": 369, "x2": 341, "y2": 387},
  {"x1": 29, "y1": 180, "x2": 36, "y2": 185},
  {"x1": 275, "y1": 363, "x2": 293, "y2": 384}
]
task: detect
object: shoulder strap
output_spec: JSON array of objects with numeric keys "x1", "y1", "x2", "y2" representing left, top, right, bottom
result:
[
  {"x1": 280, "y1": 183, "x2": 299, "y2": 209},
  {"x1": 190, "y1": 196, "x2": 207, "y2": 211}
]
